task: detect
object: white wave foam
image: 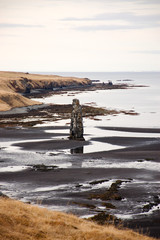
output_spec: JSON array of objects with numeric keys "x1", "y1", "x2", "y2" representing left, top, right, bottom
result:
[
  {"x1": 34, "y1": 184, "x2": 69, "y2": 192},
  {"x1": 82, "y1": 160, "x2": 160, "y2": 171},
  {"x1": 0, "y1": 166, "x2": 29, "y2": 172},
  {"x1": 115, "y1": 203, "x2": 160, "y2": 220}
]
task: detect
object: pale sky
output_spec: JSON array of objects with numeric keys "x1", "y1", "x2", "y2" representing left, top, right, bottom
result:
[{"x1": 0, "y1": 0, "x2": 160, "y2": 72}]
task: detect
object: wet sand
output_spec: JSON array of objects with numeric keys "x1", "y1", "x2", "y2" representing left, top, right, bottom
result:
[
  {"x1": 14, "y1": 138, "x2": 90, "y2": 151},
  {"x1": 98, "y1": 126, "x2": 160, "y2": 133},
  {"x1": 0, "y1": 126, "x2": 160, "y2": 238}
]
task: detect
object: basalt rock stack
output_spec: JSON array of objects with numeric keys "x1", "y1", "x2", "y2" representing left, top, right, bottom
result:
[{"x1": 69, "y1": 99, "x2": 85, "y2": 141}]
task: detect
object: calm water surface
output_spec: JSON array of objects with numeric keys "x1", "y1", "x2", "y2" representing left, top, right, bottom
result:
[{"x1": 33, "y1": 72, "x2": 160, "y2": 128}]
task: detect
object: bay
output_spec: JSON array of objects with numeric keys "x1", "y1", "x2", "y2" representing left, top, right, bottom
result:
[{"x1": 33, "y1": 72, "x2": 160, "y2": 128}]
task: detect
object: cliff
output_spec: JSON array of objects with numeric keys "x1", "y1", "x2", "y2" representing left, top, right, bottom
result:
[
  {"x1": 0, "y1": 71, "x2": 91, "y2": 111},
  {"x1": 0, "y1": 197, "x2": 155, "y2": 240}
]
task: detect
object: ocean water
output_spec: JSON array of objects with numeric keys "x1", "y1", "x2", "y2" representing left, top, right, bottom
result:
[{"x1": 34, "y1": 72, "x2": 160, "y2": 129}]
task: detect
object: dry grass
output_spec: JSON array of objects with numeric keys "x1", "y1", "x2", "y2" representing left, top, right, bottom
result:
[
  {"x1": 0, "y1": 90, "x2": 40, "y2": 111},
  {"x1": 0, "y1": 71, "x2": 91, "y2": 111},
  {"x1": 0, "y1": 198, "x2": 157, "y2": 240}
]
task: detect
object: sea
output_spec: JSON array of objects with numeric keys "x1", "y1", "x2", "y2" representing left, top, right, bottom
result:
[{"x1": 34, "y1": 71, "x2": 160, "y2": 129}]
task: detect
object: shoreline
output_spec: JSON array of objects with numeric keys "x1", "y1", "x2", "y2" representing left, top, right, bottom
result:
[
  {"x1": 0, "y1": 72, "x2": 160, "y2": 238},
  {"x1": 0, "y1": 125, "x2": 160, "y2": 238},
  {"x1": 0, "y1": 103, "x2": 138, "y2": 128},
  {"x1": 0, "y1": 71, "x2": 91, "y2": 112},
  {"x1": 0, "y1": 70, "x2": 145, "y2": 112}
]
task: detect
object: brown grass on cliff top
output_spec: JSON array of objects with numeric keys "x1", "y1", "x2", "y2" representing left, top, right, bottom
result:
[
  {"x1": 0, "y1": 71, "x2": 90, "y2": 92},
  {"x1": 0, "y1": 198, "x2": 157, "y2": 240},
  {"x1": 0, "y1": 71, "x2": 90, "y2": 111}
]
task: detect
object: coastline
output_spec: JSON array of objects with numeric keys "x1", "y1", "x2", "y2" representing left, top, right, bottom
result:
[
  {"x1": 0, "y1": 71, "x2": 144, "y2": 113},
  {"x1": 0, "y1": 71, "x2": 91, "y2": 112},
  {"x1": 0, "y1": 125, "x2": 160, "y2": 238},
  {"x1": 0, "y1": 71, "x2": 160, "y2": 238}
]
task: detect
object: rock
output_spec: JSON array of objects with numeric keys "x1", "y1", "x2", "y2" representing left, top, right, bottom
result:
[
  {"x1": 108, "y1": 80, "x2": 113, "y2": 86},
  {"x1": 153, "y1": 195, "x2": 160, "y2": 204},
  {"x1": 25, "y1": 84, "x2": 31, "y2": 93},
  {"x1": 88, "y1": 212, "x2": 119, "y2": 225},
  {"x1": 32, "y1": 164, "x2": 58, "y2": 171},
  {"x1": 0, "y1": 191, "x2": 9, "y2": 198},
  {"x1": 102, "y1": 202, "x2": 116, "y2": 209},
  {"x1": 69, "y1": 99, "x2": 85, "y2": 141},
  {"x1": 89, "y1": 180, "x2": 123, "y2": 201},
  {"x1": 143, "y1": 195, "x2": 160, "y2": 212}
]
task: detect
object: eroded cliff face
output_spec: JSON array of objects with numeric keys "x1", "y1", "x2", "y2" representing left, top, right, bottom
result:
[
  {"x1": 0, "y1": 71, "x2": 91, "y2": 111},
  {"x1": 7, "y1": 76, "x2": 91, "y2": 93}
]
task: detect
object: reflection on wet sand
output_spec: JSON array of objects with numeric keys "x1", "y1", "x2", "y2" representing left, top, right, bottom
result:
[{"x1": 70, "y1": 146, "x2": 83, "y2": 154}]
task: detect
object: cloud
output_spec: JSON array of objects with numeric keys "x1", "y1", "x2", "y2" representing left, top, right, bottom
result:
[
  {"x1": 46, "y1": 0, "x2": 160, "y2": 3},
  {"x1": 133, "y1": 50, "x2": 160, "y2": 54},
  {"x1": 74, "y1": 24, "x2": 147, "y2": 31},
  {"x1": 118, "y1": 0, "x2": 160, "y2": 3},
  {"x1": 62, "y1": 12, "x2": 160, "y2": 23},
  {"x1": 95, "y1": 12, "x2": 160, "y2": 23},
  {"x1": 141, "y1": 0, "x2": 160, "y2": 4},
  {"x1": 0, "y1": 33, "x2": 18, "y2": 37},
  {"x1": 62, "y1": 11, "x2": 160, "y2": 31},
  {"x1": 0, "y1": 23, "x2": 44, "y2": 28}
]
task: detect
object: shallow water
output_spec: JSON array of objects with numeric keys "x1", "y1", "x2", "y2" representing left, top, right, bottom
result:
[
  {"x1": 32, "y1": 72, "x2": 160, "y2": 154},
  {"x1": 0, "y1": 72, "x2": 160, "y2": 234},
  {"x1": 36, "y1": 116, "x2": 160, "y2": 154}
]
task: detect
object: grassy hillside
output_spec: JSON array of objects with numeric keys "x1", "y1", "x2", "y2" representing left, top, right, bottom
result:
[
  {"x1": 0, "y1": 90, "x2": 40, "y2": 111},
  {"x1": 0, "y1": 71, "x2": 91, "y2": 111},
  {"x1": 0, "y1": 197, "x2": 156, "y2": 240}
]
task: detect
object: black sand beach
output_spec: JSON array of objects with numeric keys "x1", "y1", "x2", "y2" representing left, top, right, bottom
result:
[{"x1": 0, "y1": 124, "x2": 160, "y2": 238}]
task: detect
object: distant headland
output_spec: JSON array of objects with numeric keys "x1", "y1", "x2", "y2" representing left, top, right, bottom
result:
[{"x1": 0, "y1": 71, "x2": 91, "y2": 111}]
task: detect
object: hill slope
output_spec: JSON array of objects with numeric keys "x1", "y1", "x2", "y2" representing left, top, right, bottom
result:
[
  {"x1": 0, "y1": 90, "x2": 40, "y2": 111},
  {"x1": 0, "y1": 71, "x2": 91, "y2": 111},
  {"x1": 0, "y1": 198, "x2": 156, "y2": 240}
]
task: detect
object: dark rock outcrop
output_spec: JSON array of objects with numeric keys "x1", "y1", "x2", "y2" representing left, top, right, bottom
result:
[
  {"x1": 0, "y1": 191, "x2": 9, "y2": 198},
  {"x1": 69, "y1": 99, "x2": 84, "y2": 141}
]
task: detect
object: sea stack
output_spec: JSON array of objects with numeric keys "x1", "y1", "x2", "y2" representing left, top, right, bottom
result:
[{"x1": 69, "y1": 99, "x2": 84, "y2": 141}]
